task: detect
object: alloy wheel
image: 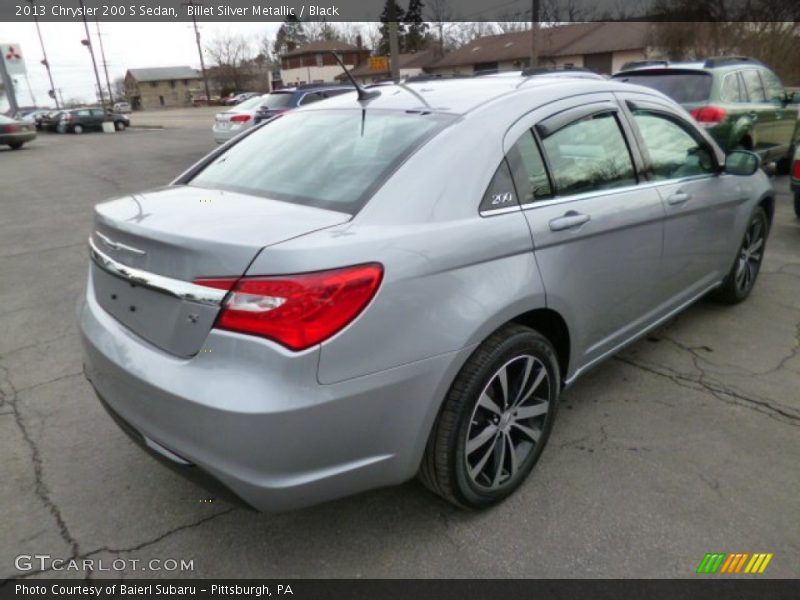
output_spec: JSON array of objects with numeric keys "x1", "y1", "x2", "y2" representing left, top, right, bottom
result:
[
  {"x1": 464, "y1": 355, "x2": 551, "y2": 490},
  {"x1": 735, "y1": 216, "x2": 765, "y2": 294}
]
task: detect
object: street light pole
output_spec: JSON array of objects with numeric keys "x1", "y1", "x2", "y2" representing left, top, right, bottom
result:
[
  {"x1": 26, "y1": 0, "x2": 59, "y2": 108},
  {"x1": 94, "y1": 20, "x2": 115, "y2": 104},
  {"x1": 388, "y1": 0, "x2": 400, "y2": 82},
  {"x1": 78, "y1": 0, "x2": 106, "y2": 107},
  {"x1": 183, "y1": 0, "x2": 211, "y2": 103},
  {"x1": 530, "y1": 0, "x2": 540, "y2": 69}
]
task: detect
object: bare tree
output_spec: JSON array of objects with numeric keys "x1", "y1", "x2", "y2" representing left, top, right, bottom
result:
[
  {"x1": 425, "y1": 0, "x2": 454, "y2": 56},
  {"x1": 205, "y1": 32, "x2": 253, "y2": 93},
  {"x1": 112, "y1": 76, "x2": 126, "y2": 100}
]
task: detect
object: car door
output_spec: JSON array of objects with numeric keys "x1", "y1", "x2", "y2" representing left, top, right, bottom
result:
[
  {"x1": 759, "y1": 68, "x2": 798, "y2": 157},
  {"x1": 510, "y1": 96, "x2": 666, "y2": 371},
  {"x1": 90, "y1": 108, "x2": 106, "y2": 130},
  {"x1": 740, "y1": 69, "x2": 776, "y2": 157},
  {"x1": 619, "y1": 94, "x2": 746, "y2": 305}
]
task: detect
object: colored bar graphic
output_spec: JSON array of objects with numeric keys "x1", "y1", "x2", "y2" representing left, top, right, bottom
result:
[{"x1": 698, "y1": 552, "x2": 772, "y2": 574}]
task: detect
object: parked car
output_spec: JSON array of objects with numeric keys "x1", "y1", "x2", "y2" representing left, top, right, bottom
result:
[
  {"x1": 0, "y1": 114, "x2": 36, "y2": 149},
  {"x1": 58, "y1": 107, "x2": 130, "y2": 133},
  {"x1": 212, "y1": 94, "x2": 267, "y2": 144},
  {"x1": 80, "y1": 75, "x2": 772, "y2": 512},
  {"x1": 612, "y1": 57, "x2": 800, "y2": 169},
  {"x1": 791, "y1": 146, "x2": 800, "y2": 218},
  {"x1": 38, "y1": 110, "x2": 66, "y2": 132},
  {"x1": 113, "y1": 101, "x2": 132, "y2": 114},
  {"x1": 253, "y1": 84, "x2": 354, "y2": 124},
  {"x1": 224, "y1": 92, "x2": 260, "y2": 106}
]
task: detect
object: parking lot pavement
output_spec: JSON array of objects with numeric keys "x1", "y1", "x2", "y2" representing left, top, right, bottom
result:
[
  {"x1": 127, "y1": 107, "x2": 220, "y2": 129},
  {"x1": 1, "y1": 129, "x2": 798, "y2": 580}
]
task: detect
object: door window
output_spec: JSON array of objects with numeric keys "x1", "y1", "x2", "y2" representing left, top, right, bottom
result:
[
  {"x1": 631, "y1": 111, "x2": 716, "y2": 180},
  {"x1": 760, "y1": 70, "x2": 785, "y2": 104},
  {"x1": 540, "y1": 112, "x2": 636, "y2": 196},
  {"x1": 506, "y1": 130, "x2": 552, "y2": 204},
  {"x1": 741, "y1": 70, "x2": 766, "y2": 102},
  {"x1": 720, "y1": 73, "x2": 744, "y2": 103}
]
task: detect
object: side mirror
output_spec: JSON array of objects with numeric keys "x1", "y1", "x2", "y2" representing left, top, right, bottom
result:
[{"x1": 725, "y1": 150, "x2": 760, "y2": 176}]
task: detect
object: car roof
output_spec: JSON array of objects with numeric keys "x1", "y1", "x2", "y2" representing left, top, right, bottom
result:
[
  {"x1": 614, "y1": 56, "x2": 765, "y2": 76},
  {"x1": 311, "y1": 74, "x2": 648, "y2": 116}
]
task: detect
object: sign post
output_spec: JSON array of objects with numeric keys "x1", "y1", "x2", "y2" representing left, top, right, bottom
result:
[{"x1": 0, "y1": 43, "x2": 24, "y2": 114}]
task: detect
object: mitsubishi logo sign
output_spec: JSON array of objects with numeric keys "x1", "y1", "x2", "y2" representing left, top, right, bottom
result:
[{"x1": 1, "y1": 43, "x2": 26, "y2": 75}]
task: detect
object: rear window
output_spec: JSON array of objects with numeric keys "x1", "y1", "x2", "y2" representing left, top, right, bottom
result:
[
  {"x1": 260, "y1": 92, "x2": 295, "y2": 109},
  {"x1": 189, "y1": 109, "x2": 452, "y2": 213},
  {"x1": 234, "y1": 96, "x2": 265, "y2": 110},
  {"x1": 616, "y1": 71, "x2": 713, "y2": 103}
]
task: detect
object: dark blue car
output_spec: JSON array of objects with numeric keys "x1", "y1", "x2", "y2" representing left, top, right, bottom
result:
[{"x1": 253, "y1": 84, "x2": 354, "y2": 124}]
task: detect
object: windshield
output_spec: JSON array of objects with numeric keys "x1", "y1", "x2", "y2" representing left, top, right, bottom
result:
[
  {"x1": 232, "y1": 96, "x2": 265, "y2": 110},
  {"x1": 190, "y1": 109, "x2": 451, "y2": 213},
  {"x1": 615, "y1": 71, "x2": 713, "y2": 103},
  {"x1": 260, "y1": 92, "x2": 295, "y2": 109}
]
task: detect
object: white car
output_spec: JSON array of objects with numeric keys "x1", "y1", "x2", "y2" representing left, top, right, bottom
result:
[
  {"x1": 113, "y1": 102, "x2": 131, "y2": 114},
  {"x1": 212, "y1": 95, "x2": 266, "y2": 144}
]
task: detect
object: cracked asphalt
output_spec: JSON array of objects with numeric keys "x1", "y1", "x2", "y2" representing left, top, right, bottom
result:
[{"x1": 1, "y1": 128, "x2": 798, "y2": 580}]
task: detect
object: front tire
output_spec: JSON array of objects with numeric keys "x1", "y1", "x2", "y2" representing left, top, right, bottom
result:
[
  {"x1": 712, "y1": 206, "x2": 768, "y2": 304},
  {"x1": 794, "y1": 192, "x2": 800, "y2": 219},
  {"x1": 419, "y1": 324, "x2": 560, "y2": 509},
  {"x1": 73, "y1": 124, "x2": 84, "y2": 134},
  {"x1": 115, "y1": 121, "x2": 126, "y2": 131}
]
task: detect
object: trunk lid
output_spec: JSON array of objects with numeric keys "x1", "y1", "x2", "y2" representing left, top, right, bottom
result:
[{"x1": 90, "y1": 185, "x2": 350, "y2": 356}]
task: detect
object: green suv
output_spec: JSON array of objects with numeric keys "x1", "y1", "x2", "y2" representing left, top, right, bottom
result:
[{"x1": 613, "y1": 57, "x2": 799, "y2": 167}]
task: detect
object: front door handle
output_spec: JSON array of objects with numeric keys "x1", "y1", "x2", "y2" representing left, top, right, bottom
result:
[
  {"x1": 549, "y1": 211, "x2": 591, "y2": 232},
  {"x1": 666, "y1": 191, "x2": 692, "y2": 206}
]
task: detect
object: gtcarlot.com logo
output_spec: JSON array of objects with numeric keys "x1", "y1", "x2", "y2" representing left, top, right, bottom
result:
[
  {"x1": 15, "y1": 554, "x2": 194, "y2": 573},
  {"x1": 696, "y1": 552, "x2": 773, "y2": 574}
]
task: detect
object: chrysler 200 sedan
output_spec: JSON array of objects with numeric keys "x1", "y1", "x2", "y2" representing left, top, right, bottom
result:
[{"x1": 80, "y1": 75, "x2": 772, "y2": 511}]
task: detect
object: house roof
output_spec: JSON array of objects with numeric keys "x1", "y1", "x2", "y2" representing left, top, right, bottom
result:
[
  {"x1": 282, "y1": 40, "x2": 367, "y2": 58},
  {"x1": 336, "y1": 50, "x2": 437, "y2": 80},
  {"x1": 126, "y1": 66, "x2": 199, "y2": 82},
  {"x1": 430, "y1": 22, "x2": 650, "y2": 69}
]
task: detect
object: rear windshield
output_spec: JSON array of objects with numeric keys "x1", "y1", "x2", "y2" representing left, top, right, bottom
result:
[
  {"x1": 615, "y1": 71, "x2": 713, "y2": 103},
  {"x1": 189, "y1": 109, "x2": 452, "y2": 213},
  {"x1": 233, "y1": 95, "x2": 265, "y2": 110},
  {"x1": 260, "y1": 92, "x2": 295, "y2": 109}
]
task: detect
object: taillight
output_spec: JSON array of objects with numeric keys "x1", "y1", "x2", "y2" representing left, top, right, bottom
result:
[
  {"x1": 1, "y1": 124, "x2": 19, "y2": 133},
  {"x1": 689, "y1": 105, "x2": 727, "y2": 125},
  {"x1": 793, "y1": 158, "x2": 800, "y2": 180},
  {"x1": 230, "y1": 114, "x2": 252, "y2": 123},
  {"x1": 194, "y1": 264, "x2": 383, "y2": 351}
]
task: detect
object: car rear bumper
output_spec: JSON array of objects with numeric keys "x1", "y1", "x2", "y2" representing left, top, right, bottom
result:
[
  {"x1": 0, "y1": 131, "x2": 36, "y2": 145},
  {"x1": 79, "y1": 270, "x2": 467, "y2": 511},
  {"x1": 212, "y1": 124, "x2": 248, "y2": 144}
]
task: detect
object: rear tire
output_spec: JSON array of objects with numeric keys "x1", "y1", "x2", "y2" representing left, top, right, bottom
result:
[
  {"x1": 8, "y1": 142, "x2": 23, "y2": 150},
  {"x1": 712, "y1": 206, "x2": 768, "y2": 304},
  {"x1": 419, "y1": 324, "x2": 560, "y2": 509},
  {"x1": 73, "y1": 124, "x2": 84, "y2": 134}
]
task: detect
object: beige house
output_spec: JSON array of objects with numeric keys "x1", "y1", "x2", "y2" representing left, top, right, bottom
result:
[
  {"x1": 124, "y1": 66, "x2": 201, "y2": 110},
  {"x1": 280, "y1": 41, "x2": 370, "y2": 86},
  {"x1": 335, "y1": 50, "x2": 438, "y2": 85},
  {"x1": 427, "y1": 22, "x2": 654, "y2": 77}
]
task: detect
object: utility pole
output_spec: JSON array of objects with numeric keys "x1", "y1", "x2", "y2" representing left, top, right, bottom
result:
[
  {"x1": 388, "y1": 0, "x2": 400, "y2": 82},
  {"x1": 78, "y1": 0, "x2": 106, "y2": 108},
  {"x1": 26, "y1": 0, "x2": 59, "y2": 108},
  {"x1": 94, "y1": 19, "x2": 115, "y2": 104},
  {"x1": 183, "y1": 0, "x2": 211, "y2": 102},
  {"x1": 530, "y1": 0, "x2": 540, "y2": 69},
  {"x1": 0, "y1": 51, "x2": 19, "y2": 115}
]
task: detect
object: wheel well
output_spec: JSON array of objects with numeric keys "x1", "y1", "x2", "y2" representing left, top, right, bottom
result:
[
  {"x1": 759, "y1": 195, "x2": 775, "y2": 227},
  {"x1": 511, "y1": 309, "x2": 570, "y2": 381}
]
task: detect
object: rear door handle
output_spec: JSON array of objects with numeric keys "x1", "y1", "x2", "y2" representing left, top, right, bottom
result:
[
  {"x1": 666, "y1": 191, "x2": 692, "y2": 206},
  {"x1": 549, "y1": 211, "x2": 590, "y2": 232}
]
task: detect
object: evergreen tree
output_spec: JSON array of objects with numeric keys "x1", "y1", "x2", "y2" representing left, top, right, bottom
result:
[
  {"x1": 378, "y1": 0, "x2": 407, "y2": 55},
  {"x1": 404, "y1": 0, "x2": 430, "y2": 53},
  {"x1": 273, "y1": 15, "x2": 308, "y2": 56}
]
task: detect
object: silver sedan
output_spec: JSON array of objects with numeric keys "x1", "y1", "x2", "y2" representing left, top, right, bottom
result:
[
  {"x1": 0, "y1": 114, "x2": 36, "y2": 149},
  {"x1": 80, "y1": 75, "x2": 773, "y2": 511},
  {"x1": 211, "y1": 94, "x2": 267, "y2": 144}
]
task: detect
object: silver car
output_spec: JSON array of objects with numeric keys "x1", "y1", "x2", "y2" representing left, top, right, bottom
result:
[
  {"x1": 80, "y1": 75, "x2": 773, "y2": 511},
  {"x1": 212, "y1": 94, "x2": 266, "y2": 144}
]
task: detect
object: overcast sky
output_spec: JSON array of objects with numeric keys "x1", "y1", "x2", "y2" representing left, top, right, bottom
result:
[{"x1": 0, "y1": 22, "x2": 282, "y2": 107}]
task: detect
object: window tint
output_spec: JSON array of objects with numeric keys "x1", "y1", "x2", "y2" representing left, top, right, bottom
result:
[
  {"x1": 741, "y1": 70, "x2": 766, "y2": 102},
  {"x1": 614, "y1": 72, "x2": 712, "y2": 103},
  {"x1": 299, "y1": 92, "x2": 325, "y2": 105},
  {"x1": 760, "y1": 70, "x2": 785, "y2": 103},
  {"x1": 190, "y1": 109, "x2": 451, "y2": 214},
  {"x1": 261, "y1": 92, "x2": 295, "y2": 109},
  {"x1": 720, "y1": 73, "x2": 743, "y2": 103},
  {"x1": 507, "y1": 130, "x2": 551, "y2": 204},
  {"x1": 540, "y1": 112, "x2": 636, "y2": 196},
  {"x1": 479, "y1": 160, "x2": 518, "y2": 212},
  {"x1": 91, "y1": 109, "x2": 105, "y2": 117},
  {"x1": 77, "y1": 110, "x2": 90, "y2": 116},
  {"x1": 632, "y1": 111, "x2": 716, "y2": 180}
]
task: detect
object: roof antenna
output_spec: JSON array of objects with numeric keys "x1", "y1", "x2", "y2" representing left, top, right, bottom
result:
[{"x1": 326, "y1": 51, "x2": 380, "y2": 102}]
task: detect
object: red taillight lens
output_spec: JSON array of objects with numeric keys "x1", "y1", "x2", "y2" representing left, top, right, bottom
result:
[
  {"x1": 793, "y1": 159, "x2": 800, "y2": 180},
  {"x1": 1, "y1": 124, "x2": 18, "y2": 133},
  {"x1": 195, "y1": 264, "x2": 383, "y2": 351},
  {"x1": 689, "y1": 105, "x2": 727, "y2": 125},
  {"x1": 230, "y1": 114, "x2": 252, "y2": 123}
]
